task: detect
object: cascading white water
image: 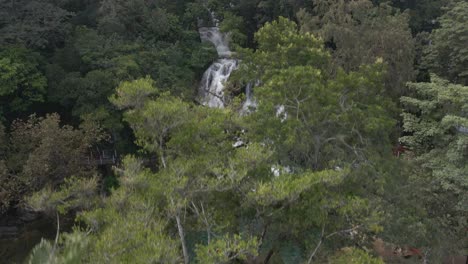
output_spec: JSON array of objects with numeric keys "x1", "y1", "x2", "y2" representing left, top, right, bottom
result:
[
  {"x1": 198, "y1": 27, "x2": 237, "y2": 108},
  {"x1": 199, "y1": 27, "x2": 231, "y2": 58},
  {"x1": 199, "y1": 58, "x2": 238, "y2": 108},
  {"x1": 241, "y1": 82, "x2": 258, "y2": 114},
  {"x1": 199, "y1": 23, "x2": 288, "y2": 178}
]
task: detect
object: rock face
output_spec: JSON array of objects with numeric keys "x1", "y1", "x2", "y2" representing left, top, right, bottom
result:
[
  {"x1": 0, "y1": 210, "x2": 57, "y2": 263},
  {"x1": 0, "y1": 208, "x2": 41, "y2": 239}
]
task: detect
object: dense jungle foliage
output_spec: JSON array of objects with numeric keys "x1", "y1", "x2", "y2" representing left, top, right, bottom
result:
[{"x1": 0, "y1": 0, "x2": 466, "y2": 263}]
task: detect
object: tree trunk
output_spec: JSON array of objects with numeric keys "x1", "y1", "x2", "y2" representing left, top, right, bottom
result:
[
  {"x1": 264, "y1": 249, "x2": 275, "y2": 264},
  {"x1": 159, "y1": 137, "x2": 167, "y2": 169},
  {"x1": 175, "y1": 213, "x2": 189, "y2": 264}
]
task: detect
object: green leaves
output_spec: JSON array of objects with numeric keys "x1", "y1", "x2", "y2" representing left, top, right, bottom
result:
[
  {"x1": 400, "y1": 75, "x2": 468, "y2": 254},
  {"x1": 106, "y1": 75, "x2": 273, "y2": 262},
  {"x1": 27, "y1": 176, "x2": 99, "y2": 215},
  {"x1": 401, "y1": 76, "x2": 468, "y2": 153},
  {"x1": 195, "y1": 234, "x2": 259, "y2": 263},
  {"x1": 252, "y1": 17, "x2": 329, "y2": 79},
  {"x1": 13, "y1": 2, "x2": 466, "y2": 260},
  {"x1": 89, "y1": 211, "x2": 179, "y2": 263},
  {"x1": 0, "y1": 47, "x2": 47, "y2": 114},
  {"x1": 298, "y1": 0, "x2": 415, "y2": 99},
  {"x1": 74, "y1": 156, "x2": 180, "y2": 263},
  {"x1": 328, "y1": 247, "x2": 384, "y2": 264},
  {"x1": 219, "y1": 12, "x2": 247, "y2": 48},
  {"x1": 27, "y1": 232, "x2": 90, "y2": 264},
  {"x1": 227, "y1": 17, "x2": 398, "y2": 259},
  {"x1": 248, "y1": 169, "x2": 345, "y2": 207},
  {"x1": 0, "y1": 113, "x2": 104, "y2": 219},
  {"x1": 424, "y1": 1, "x2": 468, "y2": 85},
  {"x1": 238, "y1": 18, "x2": 395, "y2": 170},
  {"x1": 110, "y1": 76, "x2": 158, "y2": 110},
  {"x1": 0, "y1": 0, "x2": 73, "y2": 49},
  {"x1": 10, "y1": 113, "x2": 102, "y2": 190}
]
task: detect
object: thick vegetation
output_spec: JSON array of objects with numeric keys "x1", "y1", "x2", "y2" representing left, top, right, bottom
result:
[{"x1": 0, "y1": 0, "x2": 466, "y2": 263}]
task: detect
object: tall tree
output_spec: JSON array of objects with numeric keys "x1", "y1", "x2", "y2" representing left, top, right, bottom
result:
[
  {"x1": 0, "y1": 0, "x2": 73, "y2": 49},
  {"x1": 297, "y1": 0, "x2": 415, "y2": 99},
  {"x1": 69, "y1": 61, "x2": 386, "y2": 263},
  {"x1": 400, "y1": 76, "x2": 468, "y2": 258},
  {"x1": 235, "y1": 17, "x2": 396, "y2": 168},
  {"x1": 0, "y1": 47, "x2": 47, "y2": 118},
  {"x1": 0, "y1": 114, "x2": 105, "y2": 216},
  {"x1": 424, "y1": 1, "x2": 468, "y2": 85},
  {"x1": 232, "y1": 17, "x2": 402, "y2": 262},
  {"x1": 98, "y1": 77, "x2": 267, "y2": 263},
  {"x1": 372, "y1": 0, "x2": 449, "y2": 33}
]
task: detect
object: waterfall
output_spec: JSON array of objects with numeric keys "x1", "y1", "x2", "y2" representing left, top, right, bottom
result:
[
  {"x1": 198, "y1": 24, "x2": 288, "y2": 179},
  {"x1": 198, "y1": 58, "x2": 237, "y2": 108},
  {"x1": 198, "y1": 27, "x2": 237, "y2": 108},
  {"x1": 199, "y1": 27, "x2": 232, "y2": 58},
  {"x1": 198, "y1": 26, "x2": 259, "y2": 110},
  {"x1": 241, "y1": 82, "x2": 258, "y2": 114}
]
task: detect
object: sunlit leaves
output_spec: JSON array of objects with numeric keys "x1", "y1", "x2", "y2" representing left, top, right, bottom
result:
[
  {"x1": 240, "y1": 17, "x2": 329, "y2": 83},
  {"x1": 328, "y1": 247, "x2": 384, "y2": 264},
  {"x1": 110, "y1": 76, "x2": 158, "y2": 110},
  {"x1": 27, "y1": 232, "x2": 89, "y2": 264},
  {"x1": 248, "y1": 170, "x2": 345, "y2": 207},
  {"x1": 27, "y1": 176, "x2": 99, "y2": 215},
  {"x1": 195, "y1": 234, "x2": 259, "y2": 263}
]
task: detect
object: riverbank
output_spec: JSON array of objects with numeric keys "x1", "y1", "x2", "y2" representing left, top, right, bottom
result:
[{"x1": 0, "y1": 209, "x2": 56, "y2": 263}]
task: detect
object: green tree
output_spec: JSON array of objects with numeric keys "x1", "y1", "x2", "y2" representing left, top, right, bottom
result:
[
  {"x1": 9, "y1": 114, "x2": 103, "y2": 190},
  {"x1": 328, "y1": 247, "x2": 384, "y2": 264},
  {"x1": 46, "y1": 67, "x2": 121, "y2": 130},
  {"x1": 219, "y1": 12, "x2": 248, "y2": 48},
  {"x1": 0, "y1": 47, "x2": 47, "y2": 116},
  {"x1": 97, "y1": 0, "x2": 181, "y2": 41},
  {"x1": 109, "y1": 78, "x2": 257, "y2": 263},
  {"x1": 0, "y1": 114, "x2": 104, "y2": 217},
  {"x1": 372, "y1": 0, "x2": 449, "y2": 33},
  {"x1": 232, "y1": 17, "x2": 397, "y2": 261},
  {"x1": 195, "y1": 234, "x2": 259, "y2": 263},
  {"x1": 235, "y1": 17, "x2": 395, "y2": 169},
  {"x1": 82, "y1": 74, "x2": 359, "y2": 263},
  {"x1": 0, "y1": 0, "x2": 73, "y2": 49},
  {"x1": 424, "y1": 1, "x2": 468, "y2": 85},
  {"x1": 297, "y1": 0, "x2": 415, "y2": 99},
  {"x1": 17, "y1": 3, "x2": 465, "y2": 262},
  {"x1": 0, "y1": 113, "x2": 105, "y2": 216},
  {"x1": 400, "y1": 76, "x2": 468, "y2": 258},
  {"x1": 27, "y1": 232, "x2": 90, "y2": 264},
  {"x1": 78, "y1": 156, "x2": 182, "y2": 263}
]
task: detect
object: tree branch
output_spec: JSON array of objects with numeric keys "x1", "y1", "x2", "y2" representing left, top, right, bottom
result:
[{"x1": 307, "y1": 224, "x2": 325, "y2": 264}]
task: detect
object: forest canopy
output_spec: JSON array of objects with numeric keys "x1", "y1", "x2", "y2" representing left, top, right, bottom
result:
[{"x1": 0, "y1": 0, "x2": 466, "y2": 263}]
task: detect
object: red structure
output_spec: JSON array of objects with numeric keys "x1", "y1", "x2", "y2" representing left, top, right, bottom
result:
[{"x1": 392, "y1": 143, "x2": 407, "y2": 157}]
